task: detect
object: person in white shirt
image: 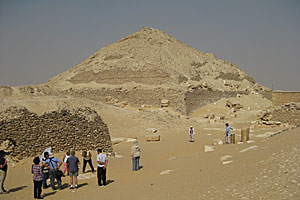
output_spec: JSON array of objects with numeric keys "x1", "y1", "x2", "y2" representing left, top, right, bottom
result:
[
  {"x1": 62, "y1": 151, "x2": 70, "y2": 176},
  {"x1": 96, "y1": 149, "x2": 108, "y2": 186},
  {"x1": 189, "y1": 126, "x2": 195, "y2": 142}
]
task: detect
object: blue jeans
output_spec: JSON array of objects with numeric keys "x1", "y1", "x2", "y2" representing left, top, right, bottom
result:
[{"x1": 132, "y1": 157, "x2": 140, "y2": 171}]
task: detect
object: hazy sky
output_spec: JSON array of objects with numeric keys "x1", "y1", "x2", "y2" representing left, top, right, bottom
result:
[{"x1": 0, "y1": 0, "x2": 299, "y2": 91}]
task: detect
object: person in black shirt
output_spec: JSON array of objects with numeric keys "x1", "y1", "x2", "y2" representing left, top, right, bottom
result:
[{"x1": 0, "y1": 150, "x2": 9, "y2": 194}]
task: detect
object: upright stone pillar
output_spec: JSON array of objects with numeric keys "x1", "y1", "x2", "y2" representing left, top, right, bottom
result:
[
  {"x1": 241, "y1": 127, "x2": 250, "y2": 142},
  {"x1": 231, "y1": 133, "x2": 235, "y2": 144}
]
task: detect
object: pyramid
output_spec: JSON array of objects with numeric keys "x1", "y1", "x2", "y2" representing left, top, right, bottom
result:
[{"x1": 47, "y1": 27, "x2": 271, "y2": 115}]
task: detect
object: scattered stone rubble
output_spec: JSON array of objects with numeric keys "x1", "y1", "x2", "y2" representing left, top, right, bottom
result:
[
  {"x1": 0, "y1": 106, "x2": 113, "y2": 160},
  {"x1": 225, "y1": 100, "x2": 243, "y2": 112},
  {"x1": 258, "y1": 102, "x2": 300, "y2": 126}
]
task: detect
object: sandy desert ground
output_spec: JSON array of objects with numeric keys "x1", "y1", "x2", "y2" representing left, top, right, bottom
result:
[{"x1": 1, "y1": 94, "x2": 300, "y2": 200}]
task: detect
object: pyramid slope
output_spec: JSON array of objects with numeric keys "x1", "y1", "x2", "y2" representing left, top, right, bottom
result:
[{"x1": 47, "y1": 27, "x2": 261, "y2": 92}]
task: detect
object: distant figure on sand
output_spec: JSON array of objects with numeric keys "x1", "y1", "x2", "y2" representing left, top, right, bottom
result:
[
  {"x1": 0, "y1": 150, "x2": 9, "y2": 194},
  {"x1": 32, "y1": 156, "x2": 43, "y2": 199},
  {"x1": 131, "y1": 140, "x2": 141, "y2": 171},
  {"x1": 189, "y1": 126, "x2": 195, "y2": 142},
  {"x1": 44, "y1": 152, "x2": 63, "y2": 190},
  {"x1": 63, "y1": 151, "x2": 70, "y2": 176},
  {"x1": 97, "y1": 149, "x2": 108, "y2": 186},
  {"x1": 82, "y1": 150, "x2": 95, "y2": 173},
  {"x1": 67, "y1": 151, "x2": 80, "y2": 189},
  {"x1": 225, "y1": 123, "x2": 233, "y2": 144}
]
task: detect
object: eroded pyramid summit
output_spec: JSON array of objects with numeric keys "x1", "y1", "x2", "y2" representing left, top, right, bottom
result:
[{"x1": 46, "y1": 27, "x2": 270, "y2": 115}]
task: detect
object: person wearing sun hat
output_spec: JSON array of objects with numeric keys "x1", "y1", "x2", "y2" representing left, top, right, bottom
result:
[{"x1": 0, "y1": 150, "x2": 9, "y2": 194}]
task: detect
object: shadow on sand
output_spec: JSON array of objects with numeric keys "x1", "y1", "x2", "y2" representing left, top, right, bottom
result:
[
  {"x1": 43, "y1": 191, "x2": 56, "y2": 197},
  {"x1": 8, "y1": 185, "x2": 27, "y2": 193},
  {"x1": 106, "y1": 179, "x2": 114, "y2": 185}
]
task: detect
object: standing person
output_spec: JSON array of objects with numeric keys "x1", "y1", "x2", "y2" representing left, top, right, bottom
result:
[
  {"x1": 32, "y1": 157, "x2": 43, "y2": 199},
  {"x1": 44, "y1": 153, "x2": 63, "y2": 190},
  {"x1": 82, "y1": 150, "x2": 95, "y2": 173},
  {"x1": 189, "y1": 126, "x2": 195, "y2": 142},
  {"x1": 41, "y1": 152, "x2": 50, "y2": 189},
  {"x1": 96, "y1": 149, "x2": 108, "y2": 186},
  {"x1": 62, "y1": 151, "x2": 70, "y2": 176},
  {"x1": 131, "y1": 140, "x2": 141, "y2": 171},
  {"x1": 67, "y1": 151, "x2": 80, "y2": 189},
  {"x1": 225, "y1": 123, "x2": 233, "y2": 144},
  {"x1": 0, "y1": 150, "x2": 9, "y2": 194}
]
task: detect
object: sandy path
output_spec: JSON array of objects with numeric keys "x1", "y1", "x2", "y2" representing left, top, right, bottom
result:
[{"x1": 3, "y1": 124, "x2": 299, "y2": 200}]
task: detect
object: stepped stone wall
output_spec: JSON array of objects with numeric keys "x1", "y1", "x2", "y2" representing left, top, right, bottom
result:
[
  {"x1": 62, "y1": 87, "x2": 187, "y2": 114},
  {"x1": 0, "y1": 106, "x2": 113, "y2": 160},
  {"x1": 185, "y1": 90, "x2": 250, "y2": 115},
  {"x1": 62, "y1": 87, "x2": 271, "y2": 115}
]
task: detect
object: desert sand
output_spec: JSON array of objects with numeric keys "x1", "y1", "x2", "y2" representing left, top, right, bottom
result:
[{"x1": 1, "y1": 93, "x2": 299, "y2": 200}]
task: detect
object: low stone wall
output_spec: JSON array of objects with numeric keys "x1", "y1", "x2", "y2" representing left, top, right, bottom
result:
[
  {"x1": 184, "y1": 90, "x2": 249, "y2": 115},
  {"x1": 272, "y1": 91, "x2": 300, "y2": 106},
  {"x1": 62, "y1": 87, "x2": 187, "y2": 114},
  {"x1": 0, "y1": 106, "x2": 113, "y2": 160},
  {"x1": 62, "y1": 87, "x2": 271, "y2": 115}
]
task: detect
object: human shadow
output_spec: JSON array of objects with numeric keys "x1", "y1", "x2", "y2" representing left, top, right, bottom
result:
[
  {"x1": 61, "y1": 183, "x2": 69, "y2": 189},
  {"x1": 139, "y1": 165, "x2": 144, "y2": 170},
  {"x1": 85, "y1": 169, "x2": 95, "y2": 173},
  {"x1": 43, "y1": 191, "x2": 56, "y2": 197},
  {"x1": 77, "y1": 183, "x2": 88, "y2": 188},
  {"x1": 8, "y1": 185, "x2": 27, "y2": 193},
  {"x1": 106, "y1": 180, "x2": 114, "y2": 185}
]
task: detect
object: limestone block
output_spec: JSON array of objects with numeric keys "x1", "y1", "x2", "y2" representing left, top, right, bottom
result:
[
  {"x1": 212, "y1": 139, "x2": 223, "y2": 145},
  {"x1": 161, "y1": 99, "x2": 170, "y2": 107},
  {"x1": 146, "y1": 134, "x2": 160, "y2": 142},
  {"x1": 204, "y1": 145, "x2": 215, "y2": 152},
  {"x1": 146, "y1": 128, "x2": 158, "y2": 133}
]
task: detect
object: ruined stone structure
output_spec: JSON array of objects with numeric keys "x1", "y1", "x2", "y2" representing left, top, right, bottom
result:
[
  {"x1": 0, "y1": 27, "x2": 271, "y2": 115},
  {"x1": 258, "y1": 102, "x2": 300, "y2": 126},
  {"x1": 0, "y1": 106, "x2": 113, "y2": 160},
  {"x1": 272, "y1": 91, "x2": 300, "y2": 106},
  {"x1": 43, "y1": 27, "x2": 271, "y2": 115}
]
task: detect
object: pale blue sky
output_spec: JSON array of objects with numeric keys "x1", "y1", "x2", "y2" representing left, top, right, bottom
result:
[{"x1": 0, "y1": 0, "x2": 299, "y2": 90}]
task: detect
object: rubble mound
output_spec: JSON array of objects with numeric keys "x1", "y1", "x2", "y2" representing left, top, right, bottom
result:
[
  {"x1": 0, "y1": 106, "x2": 36, "y2": 121},
  {"x1": 258, "y1": 102, "x2": 300, "y2": 126},
  {"x1": 47, "y1": 27, "x2": 266, "y2": 91},
  {"x1": 15, "y1": 27, "x2": 272, "y2": 115},
  {"x1": 0, "y1": 106, "x2": 113, "y2": 160}
]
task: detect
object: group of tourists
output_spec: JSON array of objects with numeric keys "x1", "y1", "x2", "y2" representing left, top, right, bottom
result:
[
  {"x1": 0, "y1": 139, "x2": 142, "y2": 199},
  {"x1": 29, "y1": 148, "x2": 109, "y2": 199},
  {"x1": 1, "y1": 124, "x2": 234, "y2": 198}
]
